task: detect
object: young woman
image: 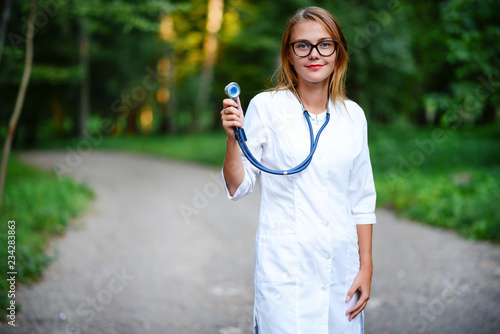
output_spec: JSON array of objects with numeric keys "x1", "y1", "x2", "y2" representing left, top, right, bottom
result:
[{"x1": 220, "y1": 6, "x2": 376, "y2": 334}]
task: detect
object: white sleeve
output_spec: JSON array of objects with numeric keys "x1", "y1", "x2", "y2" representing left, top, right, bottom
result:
[
  {"x1": 347, "y1": 120, "x2": 377, "y2": 225},
  {"x1": 221, "y1": 95, "x2": 267, "y2": 201}
]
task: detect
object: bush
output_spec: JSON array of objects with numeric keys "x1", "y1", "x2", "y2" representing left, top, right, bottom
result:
[
  {"x1": 378, "y1": 169, "x2": 500, "y2": 240},
  {"x1": 0, "y1": 156, "x2": 93, "y2": 319},
  {"x1": 371, "y1": 124, "x2": 500, "y2": 241}
]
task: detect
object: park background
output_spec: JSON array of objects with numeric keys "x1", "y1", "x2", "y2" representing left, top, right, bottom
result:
[{"x1": 0, "y1": 0, "x2": 499, "y2": 330}]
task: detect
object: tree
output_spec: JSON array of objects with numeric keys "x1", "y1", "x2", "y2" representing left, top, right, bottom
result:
[
  {"x1": 78, "y1": 17, "x2": 90, "y2": 136},
  {"x1": 158, "y1": 13, "x2": 177, "y2": 134},
  {"x1": 0, "y1": 0, "x2": 180, "y2": 143},
  {"x1": 0, "y1": 0, "x2": 37, "y2": 206},
  {"x1": 425, "y1": 0, "x2": 500, "y2": 126},
  {"x1": 67, "y1": 0, "x2": 175, "y2": 136},
  {"x1": 193, "y1": 0, "x2": 224, "y2": 132},
  {"x1": 0, "y1": 0, "x2": 12, "y2": 64}
]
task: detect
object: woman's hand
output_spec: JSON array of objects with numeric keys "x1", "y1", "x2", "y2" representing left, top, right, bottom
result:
[
  {"x1": 345, "y1": 267, "x2": 372, "y2": 321},
  {"x1": 221, "y1": 96, "x2": 245, "y2": 196},
  {"x1": 221, "y1": 97, "x2": 244, "y2": 140}
]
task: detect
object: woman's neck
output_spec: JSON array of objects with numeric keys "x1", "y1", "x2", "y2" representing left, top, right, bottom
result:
[{"x1": 295, "y1": 81, "x2": 329, "y2": 115}]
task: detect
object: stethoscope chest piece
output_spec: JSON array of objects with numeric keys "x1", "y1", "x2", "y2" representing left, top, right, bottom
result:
[{"x1": 225, "y1": 82, "x2": 241, "y2": 100}]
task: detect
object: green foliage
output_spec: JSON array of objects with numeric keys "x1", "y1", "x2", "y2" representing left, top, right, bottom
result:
[
  {"x1": 2, "y1": 0, "x2": 498, "y2": 142},
  {"x1": 0, "y1": 0, "x2": 184, "y2": 145},
  {"x1": 393, "y1": 170, "x2": 499, "y2": 240},
  {"x1": 30, "y1": 64, "x2": 83, "y2": 84},
  {"x1": 335, "y1": 0, "x2": 418, "y2": 123},
  {"x1": 371, "y1": 124, "x2": 500, "y2": 240},
  {"x1": 71, "y1": 0, "x2": 175, "y2": 33},
  {"x1": 0, "y1": 156, "x2": 93, "y2": 317},
  {"x1": 425, "y1": 0, "x2": 500, "y2": 126}
]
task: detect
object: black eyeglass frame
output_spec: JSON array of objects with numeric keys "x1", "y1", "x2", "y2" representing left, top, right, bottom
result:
[{"x1": 289, "y1": 40, "x2": 339, "y2": 58}]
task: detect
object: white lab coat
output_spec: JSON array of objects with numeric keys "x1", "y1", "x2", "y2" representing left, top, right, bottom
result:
[{"x1": 222, "y1": 89, "x2": 376, "y2": 334}]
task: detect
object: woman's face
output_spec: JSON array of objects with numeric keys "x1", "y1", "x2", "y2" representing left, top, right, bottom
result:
[{"x1": 288, "y1": 20, "x2": 337, "y2": 87}]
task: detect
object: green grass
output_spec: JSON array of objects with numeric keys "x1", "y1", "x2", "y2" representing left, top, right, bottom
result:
[
  {"x1": 42, "y1": 132, "x2": 228, "y2": 166},
  {"x1": 96, "y1": 133, "x2": 228, "y2": 165},
  {"x1": 0, "y1": 156, "x2": 93, "y2": 317}
]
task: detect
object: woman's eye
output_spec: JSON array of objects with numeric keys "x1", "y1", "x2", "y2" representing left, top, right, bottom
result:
[
  {"x1": 297, "y1": 43, "x2": 309, "y2": 49},
  {"x1": 320, "y1": 42, "x2": 332, "y2": 48}
]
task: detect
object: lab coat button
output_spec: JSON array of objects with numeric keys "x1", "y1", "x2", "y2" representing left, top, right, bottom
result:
[
  {"x1": 322, "y1": 285, "x2": 328, "y2": 291},
  {"x1": 324, "y1": 253, "x2": 331, "y2": 260},
  {"x1": 323, "y1": 221, "x2": 330, "y2": 227}
]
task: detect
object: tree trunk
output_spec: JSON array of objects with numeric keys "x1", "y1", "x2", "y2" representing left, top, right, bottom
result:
[
  {"x1": 164, "y1": 53, "x2": 178, "y2": 134},
  {"x1": 125, "y1": 107, "x2": 139, "y2": 135},
  {"x1": 192, "y1": 0, "x2": 224, "y2": 132},
  {"x1": 78, "y1": 18, "x2": 90, "y2": 136},
  {"x1": 0, "y1": 0, "x2": 37, "y2": 207},
  {"x1": 165, "y1": 83, "x2": 177, "y2": 134},
  {"x1": 158, "y1": 13, "x2": 178, "y2": 134},
  {"x1": 0, "y1": 0, "x2": 12, "y2": 65}
]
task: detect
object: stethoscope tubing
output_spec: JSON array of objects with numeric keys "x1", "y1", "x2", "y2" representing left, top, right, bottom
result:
[{"x1": 233, "y1": 109, "x2": 330, "y2": 176}]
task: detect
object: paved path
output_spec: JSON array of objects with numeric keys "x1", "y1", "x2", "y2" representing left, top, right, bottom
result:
[{"x1": 1, "y1": 151, "x2": 499, "y2": 334}]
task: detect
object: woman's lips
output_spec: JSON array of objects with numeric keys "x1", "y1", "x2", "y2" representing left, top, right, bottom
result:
[{"x1": 306, "y1": 64, "x2": 324, "y2": 70}]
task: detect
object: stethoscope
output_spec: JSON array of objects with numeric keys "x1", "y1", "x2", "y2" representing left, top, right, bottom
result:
[{"x1": 225, "y1": 82, "x2": 330, "y2": 175}]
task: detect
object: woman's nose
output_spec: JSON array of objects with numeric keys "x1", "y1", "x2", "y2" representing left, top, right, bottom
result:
[{"x1": 308, "y1": 46, "x2": 321, "y2": 59}]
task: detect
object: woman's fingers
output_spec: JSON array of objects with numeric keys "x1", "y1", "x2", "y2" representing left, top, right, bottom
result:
[
  {"x1": 221, "y1": 99, "x2": 243, "y2": 125},
  {"x1": 222, "y1": 98, "x2": 242, "y2": 117},
  {"x1": 346, "y1": 292, "x2": 368, "y2": 321},
  {"x1": 346, "y1": 287, "x2": 371, "y2": 321},
  {"x1": 345, "y1": 270, "x2": 371, "y2": 321},
  {"x1": 221, "y1": 113, "x2": 243, "y2": 127},
  {"x1": 220, "y1": 97, "x2": 244, "y2": 138},
  {"x1": 345, "y1": 281, "x2": 359, "y2": 303},
  {"x1": 222, "y1": 98, "x2": 238, "y2": 109}
]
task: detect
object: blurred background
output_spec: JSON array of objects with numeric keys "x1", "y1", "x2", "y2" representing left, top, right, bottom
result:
[{"x1": 0, "y1": 0, "x2": 499, "y2": 331}]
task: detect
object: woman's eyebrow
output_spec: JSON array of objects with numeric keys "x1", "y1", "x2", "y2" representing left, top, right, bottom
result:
[{"x1": 292, "y1": 37, "x2": 333, "y2": 43}]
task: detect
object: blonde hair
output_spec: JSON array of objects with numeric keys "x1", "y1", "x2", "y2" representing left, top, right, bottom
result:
[{"x1": 269, "y1": 7, "x2": 349, "y2": 103}]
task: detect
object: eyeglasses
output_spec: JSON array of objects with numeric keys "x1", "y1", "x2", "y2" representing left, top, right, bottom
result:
[{"x1": 289, "y1": 40, "x2": 338, "y2": 58}]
